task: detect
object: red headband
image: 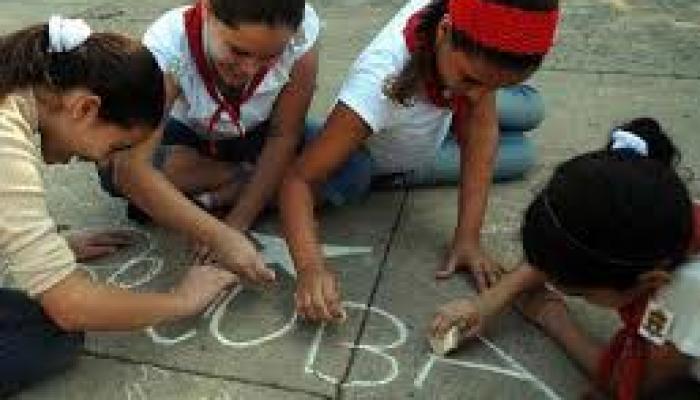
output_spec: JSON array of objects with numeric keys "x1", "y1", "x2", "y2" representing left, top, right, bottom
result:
[{"x1": 448, "y1": 0, "x2": 559, "y2": 55}]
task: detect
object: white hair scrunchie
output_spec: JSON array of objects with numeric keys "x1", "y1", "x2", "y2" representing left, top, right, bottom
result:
[
  {"x1": 611, "y1": 129, "x2": 649, "y2": 157},
  {"x1": 48, "y1": 15, "x2": 92, "y2": 53}
]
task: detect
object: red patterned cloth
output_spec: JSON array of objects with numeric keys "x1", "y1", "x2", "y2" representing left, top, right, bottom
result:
[
  {"x1": 690, "y1": 202, "x2": 700, "y2": 253},
  {"x1": 597, "y1": 297, "x2": 649, "y2": 400}
]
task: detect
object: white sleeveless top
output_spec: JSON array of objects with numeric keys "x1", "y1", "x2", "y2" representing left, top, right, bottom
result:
[{"x1": 143, "y1": 4, "x2": 320, "y2": 139}]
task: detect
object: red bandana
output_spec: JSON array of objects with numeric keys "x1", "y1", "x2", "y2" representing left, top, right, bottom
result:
[
  {"x1": 597, "y1": 297, "x2": 649, "y2": 400},
  {"x1": 449, "y1": 0, "x2": 559, "y2": 55},
  {"x1": 184, "y1": 1, "x2": 269, "y2": 155},
  {"x1": 597, "y1": 202, "x2": 700, "y2": 399},
  {"x1": 691, "y1": 202, "x2": 700, "y2": 253}
]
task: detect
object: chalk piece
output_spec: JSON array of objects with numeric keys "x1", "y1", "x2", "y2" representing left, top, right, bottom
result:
[{"x1": 429, "y1": 326, "x2": 460, "y2": 356}]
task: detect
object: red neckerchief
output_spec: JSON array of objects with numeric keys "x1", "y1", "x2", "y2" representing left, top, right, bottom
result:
[
  {"x1": 691, "y1": 202, "x2": 700, "y2": 253},
  {"x1": 597, "y1": 202, "x2": 700, "y2": 399},
  {"x1": 184, "y1": 1, "x2": 270, "y2": 155},
  {"x1": 596, "y1": 297, "x2": 649, "y2": 400},
  {"x1": 403, "y1": 10, "x2": 464, "y2": 112}
]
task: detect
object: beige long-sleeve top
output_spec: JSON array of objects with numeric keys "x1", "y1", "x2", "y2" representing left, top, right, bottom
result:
[{"x1": 0, "y1": 90, "x2": 77, "y2": 297}]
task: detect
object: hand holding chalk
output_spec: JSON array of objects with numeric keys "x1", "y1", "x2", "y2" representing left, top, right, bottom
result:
[
  {"x1": 173, "y1": 264, "x2": 240, "y2": 316},
  {"x1": 429, "y1": 326, "x2": 461, "y2": 356},
  {"x1": 429, "y1": 298, "x2": 485, "y2": 354},
  {"x1": 295, "y1": 266, "x2": 344, "y2": 322},
  {"x1": 213, "y1": 229, "x2": 276, "y2": 286}
]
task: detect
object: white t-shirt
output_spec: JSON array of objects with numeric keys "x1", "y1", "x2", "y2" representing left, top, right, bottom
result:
[
  {"x1": 654, "y1": 255, "x2": 700, "y2": 380},
  {"x1": 143, "y1": 4, "x2": 320, "y2": 139},
  {"x1": 337, "y1": 0, "x2": 453, "y2": 174}
]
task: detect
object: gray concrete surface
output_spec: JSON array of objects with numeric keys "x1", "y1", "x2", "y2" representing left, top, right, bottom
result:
[{"x1": 2, "y1": 0, "x2": 699, "y2": 399}]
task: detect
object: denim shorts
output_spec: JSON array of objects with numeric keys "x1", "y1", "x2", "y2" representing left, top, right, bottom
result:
[
  {"x1": 0, "y1": 289, "x2": 83, "y2": 396},
  {"x1": 98, "y1": 119, "x2": 374, "y2": 207}
]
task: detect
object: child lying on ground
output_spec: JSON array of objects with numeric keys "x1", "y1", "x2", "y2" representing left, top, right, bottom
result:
[{"x1": 431, "y1": 118, "x2": 700, "y2": 399}]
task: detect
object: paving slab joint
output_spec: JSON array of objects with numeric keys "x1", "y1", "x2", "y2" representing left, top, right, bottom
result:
[
  {"x1": 334, "y1": 187, "x2": 411, "y2": 399},
  {"x1": 82, "y1": 350, "x2": 331, "y2": 399}
]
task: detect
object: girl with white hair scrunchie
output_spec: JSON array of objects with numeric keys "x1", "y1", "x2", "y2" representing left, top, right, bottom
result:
[
  {"x1": 432, "y1": 117, "x2": 700, "y2": 399},
  {"x1": 0, "y1": 17, "x2": 238, "y2": 396}
]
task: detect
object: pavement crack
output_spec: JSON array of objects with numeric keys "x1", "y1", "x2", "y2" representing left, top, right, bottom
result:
[
  {"x1": 81, "y1": 351, "x2": 332, "y2": 399},
  {"x1": 334, "y1": 185, "x2": 411, "y2": 399}
]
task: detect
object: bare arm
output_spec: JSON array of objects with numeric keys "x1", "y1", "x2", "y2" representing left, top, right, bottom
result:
[
  {"x1": 40, "y1": 271, "x2": 187, "y2": 331},
  {"x1": 279, "y1": 103, "x2": 371, "y2": 320},
  {"x1": 478, "y1": 263, "x2": 546, "y2": 317},
  {"x1": 225, "y1": 47, "x2": 319, "y2": 230},
  {"x1": 432, "y1": 263, "x2": 546, "y2": 337},
  {"x1": 39, "y1": 264, "x2": 236, "y2": 332},
  {"x1": 280, "y1": 102, "x2": 371, "y2": 275},
  {"x1": 455, "y1": 93, "x2": 498, "y2": 249},
  {"x1": 438, "y1": 93, "x2": 501, "y2": 291}
]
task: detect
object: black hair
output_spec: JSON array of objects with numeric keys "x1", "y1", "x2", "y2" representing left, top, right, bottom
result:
[
  {"x1": 522, "y1": 118, "x2": 693, "y2": 290},
  {"x1": 0, "y1": 24, "x2": 164, "y2": 130},
  {"x1": 210, "y1": 0, "x2": 305, "y2": 30},
  {"x1": 385, "y1": 0, "x2": 559, "y2": 105}
]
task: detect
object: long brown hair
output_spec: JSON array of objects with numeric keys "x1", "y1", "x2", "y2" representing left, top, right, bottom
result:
[
  {"x1": 0, "y1": 24, "x2": 164, "y2": 129},
  {"x1": 384, "y1": 0, "x2": 558, "y2": 106}
]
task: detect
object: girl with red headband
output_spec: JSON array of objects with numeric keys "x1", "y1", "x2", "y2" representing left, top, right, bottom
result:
[
  {"x1": 432, "y1": 118, "x2": 700, "y2": 399},
  {"x1": 280, "y1": 0, "x2": 559, "y2": 322}
]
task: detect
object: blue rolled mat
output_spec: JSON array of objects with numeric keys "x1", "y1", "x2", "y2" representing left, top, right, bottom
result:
[{"x1": 404, "y1": 133, "x2": 535, "y2": 186}]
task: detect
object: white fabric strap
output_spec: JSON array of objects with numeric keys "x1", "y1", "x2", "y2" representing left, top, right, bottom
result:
[
  {"x1": 48, "y1": 15, "x2": 92, "y2": 53},
  {"x1": 611, "y1": 129, "x2": 649, "y2": 157}
]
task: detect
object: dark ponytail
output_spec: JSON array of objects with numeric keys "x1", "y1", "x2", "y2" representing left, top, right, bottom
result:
[
  {"x1": 0, "y1": 23, "x2": 164, "y2": 130},
  {"x1": 522, "y1": 118, "x2": 693, "y2": 290}
]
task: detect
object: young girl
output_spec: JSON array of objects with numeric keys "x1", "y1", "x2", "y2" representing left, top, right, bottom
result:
[
  {"x1": 0, "y1": 18, "x2": 237, "y2": 395},
  {"x1": 280, "y1": 0, "x2": 560, "y2": 322},
  {"x1": 99, "y1": 0, "x2": 318, "y2": 275},
  {"x1": 432, "y1": 118, "x2": 700, "y2": 399}
]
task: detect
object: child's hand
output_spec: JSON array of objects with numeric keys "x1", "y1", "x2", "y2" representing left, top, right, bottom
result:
[
  {"x1": 213, "y1": 230, "x2": 276, "y2": 286},
  {"x1": 295, "y1": 266, "x2": 346, "y2": 322},
  {"x1": 431, "y1": 298, "x2": 484, "y2": 339},
  {"x1": 65, "y1": 228, "x2": 136, "y2": 262},
  {"x1": 436, "y1": 239, "x2": 502, "y2": 292},
  {"x1": 173, "y1": 264, "x2": 239, "y2": 316},
  {"x1": 192, "y1": 243, "x2": 218, "y2": 265}
]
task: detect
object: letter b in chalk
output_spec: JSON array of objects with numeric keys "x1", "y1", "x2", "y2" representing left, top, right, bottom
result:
[{"x1": 305, "y1": 302, "x2": 408, "y2": 387}]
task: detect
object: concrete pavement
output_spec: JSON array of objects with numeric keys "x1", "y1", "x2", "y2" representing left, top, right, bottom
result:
[{"x1": 2, "y1": 0, "x2": 699, "y2": 398}]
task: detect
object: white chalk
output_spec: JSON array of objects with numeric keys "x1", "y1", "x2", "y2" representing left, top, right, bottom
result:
[{"x1": 429, "y1": 326, "x2": 460, "y2": 356}]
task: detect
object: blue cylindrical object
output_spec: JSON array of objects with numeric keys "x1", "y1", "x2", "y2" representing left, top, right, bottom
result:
[{"x1": 405, "y1": 132, "x2": 535, "y2": 186}]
